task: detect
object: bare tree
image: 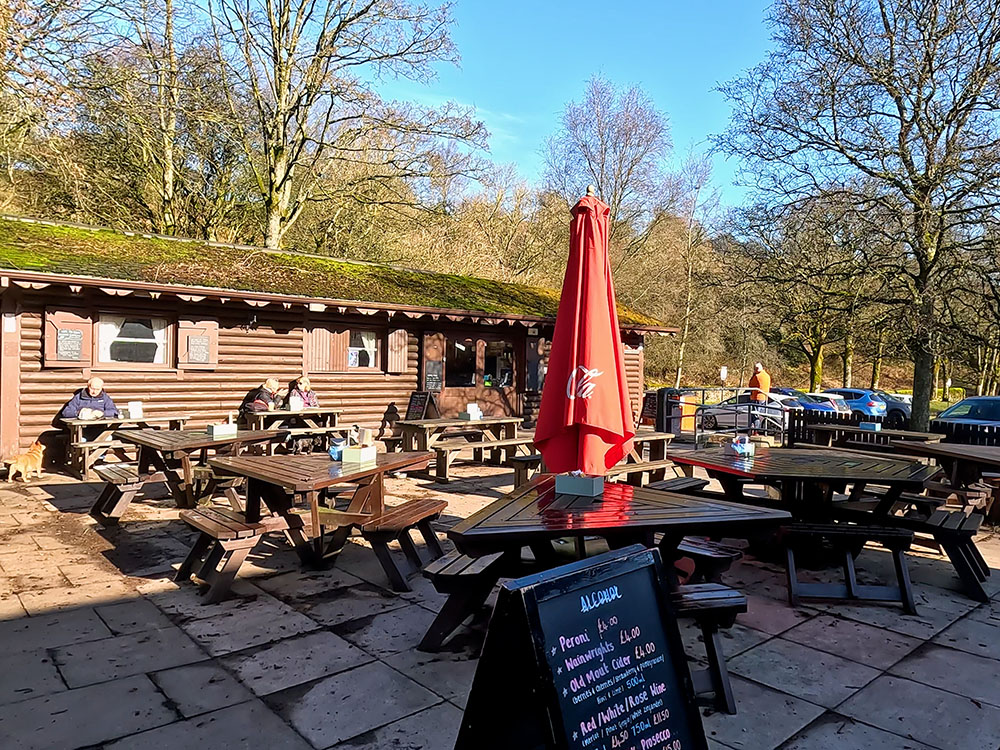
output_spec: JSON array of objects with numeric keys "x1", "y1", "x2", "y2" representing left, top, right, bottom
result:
[
  {"x1": 544, "y1": 76, "x2": 673, "y2": 270},
  {"x1": 206, "y1": 0, "x2": 487, "y2": 249},
  {"x1": 717, "y1": 0, "x2": 1000, "y2": 428}
]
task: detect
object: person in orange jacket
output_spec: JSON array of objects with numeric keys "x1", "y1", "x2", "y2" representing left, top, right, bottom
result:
[{"x1": 748, "y1": 363, "x2": 771, "y2": 432}]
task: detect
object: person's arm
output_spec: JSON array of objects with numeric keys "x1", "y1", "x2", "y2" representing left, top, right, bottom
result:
[
  {"x1": 102, "y1": 393, "x2": 120, "y2": 418},
  {"x1": 61, "y1": 392, "x2": 83, "y2": 419}
]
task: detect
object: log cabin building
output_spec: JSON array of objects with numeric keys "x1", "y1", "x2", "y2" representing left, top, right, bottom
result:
[{"x1": 0, "y1": 215, "x2": 672, "y2": 461}]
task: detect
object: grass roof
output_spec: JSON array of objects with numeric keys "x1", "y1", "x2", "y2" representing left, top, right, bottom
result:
[{"x1": 0, "y1": 217, "x2": 664, "y2": 327}]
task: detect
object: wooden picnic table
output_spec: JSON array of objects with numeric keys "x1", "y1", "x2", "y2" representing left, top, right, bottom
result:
[
  {"x1": 243, "y1": 407, "x2": 342, "y2": 434},
  {"x1": 396, "y1": 416, "x2": 522, "y2": 451},
  {"x1": 116, "y1": 428, "x2": 284, "y2": 509},
  {"x1": 662, "y1": 447, "x2": 940, "y2": 513},
  {"x1": 809, "y1": 423, "x2": 944, "y2": 448},
  {"x1": 888, "y1": 440, "x2": 1000, "y2": 490},
  {"x1": 450, "y1": 474, "x2": 791, "y2": 561},
  {"x1": 62, "y1": 415, "x2": 189, "y2": 479},
  {"x1": 208, "y1": 451, "x2": 437, "y2": 589},
  {"x1": 627, "y1": 430, "x2": 676, "y2": 462}
]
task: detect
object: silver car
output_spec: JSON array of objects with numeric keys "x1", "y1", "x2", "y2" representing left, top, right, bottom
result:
[{"x1": 699, "y1": 392, "x2": 802, "y2": 430}]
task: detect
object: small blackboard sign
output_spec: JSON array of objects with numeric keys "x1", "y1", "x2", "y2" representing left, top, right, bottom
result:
[
  {"x1": 640, "y1": 392, "x2": 658, "y2": 425},
  {"x1": 456, "y1": 545, "x2": 707, "y2": 750},
  {"x1": 56, "y1": 328, "x2": 84, "y2": 361},
  {"x1": 425, "y1": 360, "x2": 444, "y2": 392},
  {"x1": 405, "y1": 391, "x2": 440, "y2": 421}
]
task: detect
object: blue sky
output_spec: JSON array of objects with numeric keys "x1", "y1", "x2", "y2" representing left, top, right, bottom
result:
[{"x1": 380, "y1": 1, "x2": 774, "y2": 207}]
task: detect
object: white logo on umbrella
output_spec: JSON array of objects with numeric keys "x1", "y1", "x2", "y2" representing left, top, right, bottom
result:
[{"x1": 566, "y1": 366, "x2": 603, "y2": 399}]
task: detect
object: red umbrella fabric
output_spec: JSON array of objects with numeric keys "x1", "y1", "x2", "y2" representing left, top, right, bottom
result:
[{"x1": 534, "y1": 193, "x2": 635, "y2": 476}]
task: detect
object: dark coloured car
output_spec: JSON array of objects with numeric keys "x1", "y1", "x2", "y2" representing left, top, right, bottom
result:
[
  {"x1": 934, "y1": 396, "x2": 1000, "y2": 426},
  {"x1": 871, "y1": 389, "x2": 911, "y2": 428}
]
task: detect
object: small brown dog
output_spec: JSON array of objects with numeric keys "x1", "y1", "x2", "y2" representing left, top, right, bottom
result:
[{"x1": 6, "y1": 442, "x2": 44, "y2": 482}]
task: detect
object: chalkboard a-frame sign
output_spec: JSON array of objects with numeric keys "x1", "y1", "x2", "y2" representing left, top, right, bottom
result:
[{"x1": 455, "y1": 545, "x2": 708, "y2": 750}]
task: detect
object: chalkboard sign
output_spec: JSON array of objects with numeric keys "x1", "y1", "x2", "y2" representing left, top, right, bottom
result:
[
  {"x1": 425, "y1": 360, "x2": 444, "y2": 392},
  {"x1": 187, "y1": 335, "x2": 211, "y2": 364},
  {"x1": 405, "y1": 391, "x2": 440, "y2": 421},
  {"x1": 56, "y1": 328, "x2": 84, "y2": 361},
  {"x1": 456, "y1": 545, "x2": 707, "y2": 750},
  {"x1": 640, "y1": 392, "x2": 658, "y2": 425}
]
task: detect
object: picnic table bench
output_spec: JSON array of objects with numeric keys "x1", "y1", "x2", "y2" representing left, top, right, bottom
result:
[
  {"x1": 433, "y1": 436, "x2": 535, "y2": 482},
  {"x1": 243, "y1": 407, "x2": 343, "y2": 452},
  {"x1": 808, "y1": 423, "x2": 944, "y2": 449},
  {"x1": 396, "y1": 416, "x2": 521, "y2": 451},
  {"x1": 62, "y1": 415, "x2": 188, "y2": 479}
]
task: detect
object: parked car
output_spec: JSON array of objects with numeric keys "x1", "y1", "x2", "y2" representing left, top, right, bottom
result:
[
  {"x1": 772, "y1": 387, "x2": 841, "y2": 414},
  {"x1": 699, "y1": 392, "x2": 802, "y2": 431},
  {"x1": 934, "y1": 396, "x2": 1000, "y2": 426},
  {"x1": 871, "y1": 389, "x2": 911, "y2": 428},
  {"x1": 805, "y1": 392, "x2": 852, "y2": 414},
  {"x1": 823, "y1": 388, "x2": 888, "y2": 418}
]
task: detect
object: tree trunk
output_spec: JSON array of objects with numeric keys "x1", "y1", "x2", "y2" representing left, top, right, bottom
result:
[
  {"x1": 942, "y1": 358, "x2": 951, "y2": 402},
  {"x1": 808, "y1": 345, "x2": 824, "y2": 392},
  {"x1": 842, "y1": 331, "x2": 853, "y2": 387},
  {"x1": 977, "y1": 346, "x2": 989, "y2": 395},
  {"x1": 932, "y1": 357, "x2": 941, "y2": 401},
  {"x1": 673, "y1": 256, "x2": 695, "y2": 389},
  {"x1": 870, "y1": 330, "x2": 884, "y2": 389},
  {"x1": 911, "y1": 347, "x2": 934, "y2": 431}
]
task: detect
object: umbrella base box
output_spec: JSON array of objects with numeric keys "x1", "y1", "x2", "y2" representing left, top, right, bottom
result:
[
  {"x1": 209, "y1": 423, "x2": 238, "y2": 439},
  {"x1": 555, "y1": 474, "x2": 604, "y2": 497},
  {"x1": 343, "y1": 446, "x2": 377, "y2": 465}
]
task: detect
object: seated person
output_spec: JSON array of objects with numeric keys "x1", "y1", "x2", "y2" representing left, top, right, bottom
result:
[
  {"x1": 61, "y1": 377, "x2": 119, "y2": 420},
  {"x1": 286, "y1": 376, "x2": 319, "y2": 408},
  {"x1": 239, "y1": 378, "x2": 285, "y2": 420}
]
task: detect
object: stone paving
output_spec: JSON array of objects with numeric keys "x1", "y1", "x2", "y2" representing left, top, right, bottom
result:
[{"x1": 0, "y1": 463, "x2": 999, "y2": 749}]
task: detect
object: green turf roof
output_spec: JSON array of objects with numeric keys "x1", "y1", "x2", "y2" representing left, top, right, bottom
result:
[{"x1": 0, "y1": 217, "x2": 665, "y2": 327}]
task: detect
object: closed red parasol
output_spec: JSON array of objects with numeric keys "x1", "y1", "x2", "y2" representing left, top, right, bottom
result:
[{"x1": 534, "y1": 190, "x2": 635, "y2": 476}]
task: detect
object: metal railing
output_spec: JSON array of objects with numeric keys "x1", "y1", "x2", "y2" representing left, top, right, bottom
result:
[{"x1": 692, "y1": 400, "x2": 788, "y2": 448}]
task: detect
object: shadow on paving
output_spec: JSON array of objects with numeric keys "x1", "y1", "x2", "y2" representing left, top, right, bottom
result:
[{"x1": 4, "y1": 472, "x2": 1000, "y2": 749}]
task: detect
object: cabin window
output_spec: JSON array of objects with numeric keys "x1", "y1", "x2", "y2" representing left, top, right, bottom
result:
[
  {"x1": 348, "y1": 330, "x2": 379, "y2": 369},
  {"x1": 483, "y1": 340, "x2": 515, "y2": 388},
  {"x1": 445, "y1": 336, "x2": 476, "y2": 387},
  {"x1": 96, "y1": 314, "x2": 170, "y2": 366}
]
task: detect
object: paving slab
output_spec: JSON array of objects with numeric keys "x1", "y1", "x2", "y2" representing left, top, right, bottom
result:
[
  {"x1": 97, "y1": 597, "x2": 175, "y2": 635},
  {"x1": 779, "y1": 713, "x2": 937, "y2": 749},
  {"x1": 176, "y1": 597, "x2": 320, "y2": 656},
  {"x1": 140, "y1": 578, "x2": 278, "y2": 622},
  {"x1": 804, "y1": 598, "x2": 962, "y2": 640},
  {"x1": 729, "y1": 637, "x2": 880, "y2": 708},
  {"x1": 931, "y1": 613, "x2": 1000, "y2": 659},
  {"x1": 19, "y1": 580, "x2": 137, "y2": 615},
  {"x1": 0, "y1": 674, "x2": 176, "y2": 750},
  {"x1": 330, "y1": 700, "x2": 463, "y2": 749},
  {"x1": 220, "y1": 630, "x2": 372, "y2": 696},
  {"x1": 0, "y1": 594, "x2": 25, "y2": 621},
  {"x1": 702, "y1": 675, "x2": 826, "y2": 749},
  {"x1": 383, "y1": 647, "x2": 479, "y2": 705},
  {"x1": 0, "y1": 648, "x2": 66, "y2": 705},
  {"x1": 0, "y1": 606, "x2": 111, "y2": 650},
  {"x1": 151, "y1": 661, "x2": 253, "y2": 718},
  {"x1": 54, "y1": 625, "x2": 205, "y2": 687},
  {"x1": 782, "y1": 614, "x2": 922, "y2": 669},
  {"x1": 269, "y1": 661, "x2": 440, "y2": 749},
  {"x1": 105, "y1": 699, "x2": 312, "y2": 750},
  {"x1": 737, "y1": 593, "x2": 816, "y2": 635},
  {"x1": 283, "y1": 580, "x2": 411, "y2": 627},
  {"x1": 839, "y1": 675, "x2": 1000, "y2": 750},
  {"x1": 889, "y1": 643, "x2": 1000, "y2": 708},
  {"x1": 254, "y1": 568, "x2": 365, "y2": 602},
  {"x1": 333, "y1": 603, "x2": 439, "y2": 658}
]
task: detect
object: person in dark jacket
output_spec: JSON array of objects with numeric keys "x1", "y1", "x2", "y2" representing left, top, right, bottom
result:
[
  {"x1": 239, "y1": 378, "x2": 284, "y2": 420},
  {"x1": 61, "y1": 377, "x2": 119, "y2": 419}
]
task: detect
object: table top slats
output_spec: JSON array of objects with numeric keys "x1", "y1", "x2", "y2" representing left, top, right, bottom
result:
[
  {"x1": 888, "y1": 441, "x2": 1000, "y2": 466},
  {"x1": 115, "y1": 428, "x2": 284, "y2": 452},
  {"x1": 209, "y1": 451, "x2": 433, "y2": 492},
  {"x1": 63, "y1": 415, "x2": 189, "y2": 427},
  {"x1": 397, "y1": 417, "x2": 522, "y2": 428}
]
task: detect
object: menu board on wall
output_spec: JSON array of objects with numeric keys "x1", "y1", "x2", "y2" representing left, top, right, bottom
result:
[
  {"x1": 424, "y1": 360, "x2": 444, "y2": 392},
  {"x1": 187, "y1": 335, "x2": 211, "y2": 364},
  {"x1": 56, "y1": 328, "x2": 84, "y2": 361},
  {"x1": 456, "y1": 545, "x2": 707, "y2": 750}
]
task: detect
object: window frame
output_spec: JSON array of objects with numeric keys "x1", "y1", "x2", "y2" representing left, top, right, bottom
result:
[
  {"x1": 92, "y1": 311, "x2": 175, "y2": 372},
  {"x1": 346, "y1": 328, "x2": 383, "y2": 372},
  {"x1": 305, "y1": 322, "x2": 386, "y2": 374}
]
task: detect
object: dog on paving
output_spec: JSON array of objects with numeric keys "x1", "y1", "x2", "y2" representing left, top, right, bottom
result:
[{"x1": 6, "y1": 441, "x2": 45, "y2": 482}]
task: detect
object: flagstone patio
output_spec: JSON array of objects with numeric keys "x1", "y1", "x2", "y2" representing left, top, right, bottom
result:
[{"x1": 1, "y1": 464, "x2": 998, "y2": 749}]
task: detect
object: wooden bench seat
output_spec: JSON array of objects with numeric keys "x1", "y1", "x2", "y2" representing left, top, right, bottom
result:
[
  {"x1": 360, "y1": 498, "x2": 448, "y2": 592},
  {"x1": 605, "y1": 459, "x2": 677, "y2": 486},
  {"x1": 418, "y1": 550, "x2": 508, "y2": 651},
  {"x1": 782, "y1": 523, "x2": 917, "y2": 613},
  {"x1": 672, "y1": 582, "x2": 747, "y2": 715},
  {"x1": 676, "y1": 537, "x2": 743, "y2": 583},
  {"x1": 177, "y1": 507, "x2": 299, "y2": 603},
  {"x1": 512, "y1": 454, "x2": 543, "y2": 487},
  {"x1": 433, "y1": 437, "x2": 534, "y2": 481},
  {"x1": 89, "y1": 464, "x2": 167, "y2": 526}
]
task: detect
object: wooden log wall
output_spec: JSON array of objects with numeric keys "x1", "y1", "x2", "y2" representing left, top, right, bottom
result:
[{"x1": 14, "y1": 288, "x2": 419, "y2": 453}]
